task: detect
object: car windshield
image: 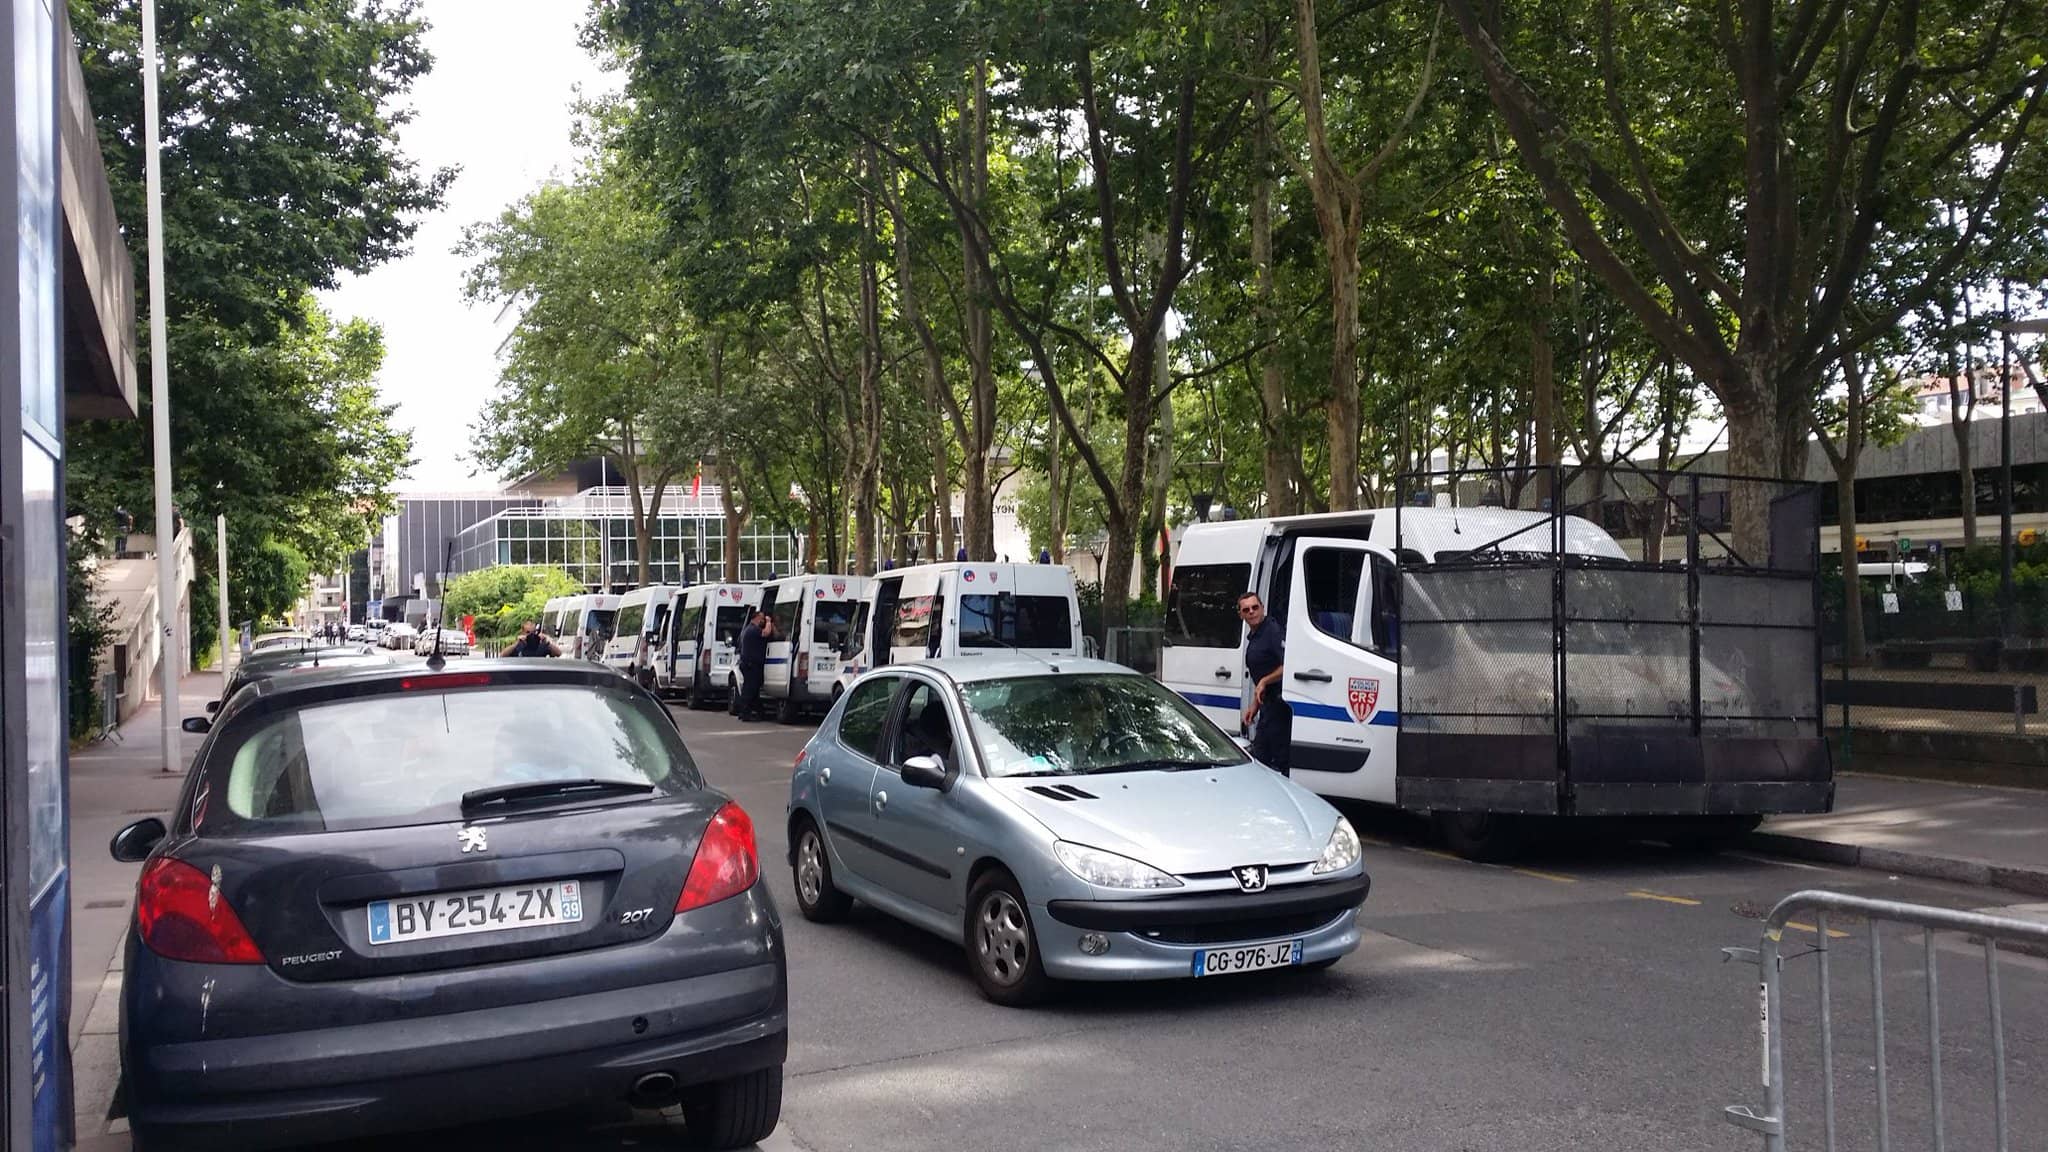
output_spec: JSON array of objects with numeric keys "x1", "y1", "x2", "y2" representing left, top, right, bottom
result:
[
  {"x1": 958, "y1": 673, "x2": 1247, "y2": 778},
  {"x1": 957, "y1": 594, "x2": 1072, "y2": 649},
  {"x1": 198, "y1": 684, "x2": 701, "y2": 835}
]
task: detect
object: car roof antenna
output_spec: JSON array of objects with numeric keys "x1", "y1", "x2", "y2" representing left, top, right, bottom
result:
[{"x1": 426, "y1": 540, "x2": 452, "y2": 671}]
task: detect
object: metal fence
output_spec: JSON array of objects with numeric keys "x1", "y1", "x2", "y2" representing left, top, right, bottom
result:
[
  {"x1": 1394, "y1": 465, "x2": 1829, "y2": 816},
  {"x1": 1725, "y1": 890, "x2": 2048, "y2": 1151},
  {"x1": 1103, "y1": 626, "x2": 1162, "y2": 676}
]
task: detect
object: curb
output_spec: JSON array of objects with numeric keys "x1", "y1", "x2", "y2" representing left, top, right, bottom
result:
[{"x1": 1747, "y1": 831, "x2": 2048, "y2": 899}]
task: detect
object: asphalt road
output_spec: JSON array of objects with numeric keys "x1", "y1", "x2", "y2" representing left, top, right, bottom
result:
[{"x1": 330, "y1": 667, "x2": 2048, "y2": 1151}]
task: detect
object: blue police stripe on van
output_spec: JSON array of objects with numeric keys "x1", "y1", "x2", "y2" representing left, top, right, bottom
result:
[{"x1": 1178, "y1": 689, "x2": 1398, "y2": 727}]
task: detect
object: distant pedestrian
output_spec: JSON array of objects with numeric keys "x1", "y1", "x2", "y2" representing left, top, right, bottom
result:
[
  {"x1": 1239, "y1": 592, "x2": 1290, "y2": 775},
  {"x1": 736, "y1": 611, "x2": 769, "y2": 721}
]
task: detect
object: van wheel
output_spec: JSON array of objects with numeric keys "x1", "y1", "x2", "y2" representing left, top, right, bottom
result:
[
  {"x1": 776, "y1": 691, "x2": 800, "y2": 724},
  {"x1": 1659, "y1": 814, "x2": 1764, "y2": 851},
  {"x1": 726, "y1": 678, "x2": 741, "y2": 716},
  {"x1": 1434, "y1": 812, "x2": 1524, "y2": 862},
  {"x1": 685, "y1": 677, "x2": 707, "y2": 711}
]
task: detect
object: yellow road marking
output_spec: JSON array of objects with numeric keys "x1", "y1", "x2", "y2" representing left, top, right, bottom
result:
[
  {"x1": 1785, "y1": 920, "x2": 1852, "y2": 939},
  {"x1": 1512, "y1": 868, "x2": 1578, "y2": 884},
  {"x1": 1628, "y1": 890, "x2": 1702, "y2": 906}
]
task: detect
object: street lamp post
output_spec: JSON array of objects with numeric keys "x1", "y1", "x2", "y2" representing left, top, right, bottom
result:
[
  {"x1": 142, "y1": 0, "x2": 180, "y2": 773},
  {"x1": 216, "y1": 513, "x2": 229, "y2": 674}
]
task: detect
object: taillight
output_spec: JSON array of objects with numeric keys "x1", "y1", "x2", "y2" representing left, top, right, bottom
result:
[
  {"x1": 136, "y1": 858, "x2": 265, "y2": 964},
  {"x1": 676, "y1": 803, "x2": 759, "y2": 912},
  {"x1": 794, "y1": 747, "x2": 808, "y2": 770},
  {"x1": 797, "y1": 652, "x2": 810, "y2": 680},
  {"x1": 399, "y1": 672, "x2": 492, "y2": 691}
]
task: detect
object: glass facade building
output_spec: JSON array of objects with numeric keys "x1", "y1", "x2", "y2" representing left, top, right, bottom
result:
[{"x1": 451, "y1": 486, "x2": 804, "y2": 590}]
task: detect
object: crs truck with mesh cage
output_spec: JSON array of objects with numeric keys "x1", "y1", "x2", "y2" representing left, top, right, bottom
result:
[{"x1": 1161, "y1": 472, "x2": 1832, "y2": 857}]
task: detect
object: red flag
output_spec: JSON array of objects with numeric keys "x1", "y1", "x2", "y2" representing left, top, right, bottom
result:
[{"x1": 691, "y1": 465, "x2": 702, "y2": 499}]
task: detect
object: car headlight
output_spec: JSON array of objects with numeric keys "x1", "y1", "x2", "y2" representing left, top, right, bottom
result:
[
  {"x1": 1052, "y1": 842, "x2": 1182, "y2": 890},
  {"x1": 1312, "y1": 816, "x2": 1362, "y2": 875}
]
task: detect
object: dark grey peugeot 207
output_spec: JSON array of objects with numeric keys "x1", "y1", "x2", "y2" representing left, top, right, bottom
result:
[{"x1": 110, "y1": 659, "x2": 785, "y2": 1151}]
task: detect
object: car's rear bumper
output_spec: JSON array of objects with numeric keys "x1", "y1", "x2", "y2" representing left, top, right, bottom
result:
[{"x1": 123, "y1": 895, "x2": 787, "y2": 1148}]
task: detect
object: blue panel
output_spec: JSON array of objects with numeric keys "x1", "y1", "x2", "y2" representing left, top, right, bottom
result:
[{"x1": 1178, "y1": 690, "x2": 1239, "y2": 710}]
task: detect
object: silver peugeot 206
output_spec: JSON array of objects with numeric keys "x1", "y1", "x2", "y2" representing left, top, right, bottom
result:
[{"x1": 786, "y1": 657, "x2": 1369, "y2": 1005}]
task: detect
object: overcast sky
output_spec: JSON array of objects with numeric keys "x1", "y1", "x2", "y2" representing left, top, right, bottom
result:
[{"x1": 317, "y1": 1, "x2": 618, "y2": 494}]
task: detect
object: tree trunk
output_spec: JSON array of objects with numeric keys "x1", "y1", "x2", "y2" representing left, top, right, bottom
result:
[
  {"x1": 1954, "y1": 320, "x2": 1979, "y2": 546},
  {"x1": 1724, "y1": 351, "x2": 1781, "y2": 564},
  {"x1": 958, "y1": 62, "x2": 997, "y2": 563},
  {"x1": 1531, "y1": 265, "x2": 1556, "y2": 507},
  {"x1": 1838, "y1": 466, "x2": 1865, "y2": 664},
  {"x1": 1250, "y1": 46, "x2": 1296, "y2": 517},
  {"x1": 1144, "y1": 331, "x2": 1174, "y2": 599},
  {"x1": 854, "y1": 147, "x2": 885, "y2": 575}
]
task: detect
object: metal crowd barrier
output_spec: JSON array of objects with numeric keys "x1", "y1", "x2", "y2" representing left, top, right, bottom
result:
[{"x1": 1725, "y1": 890, "x2": 2048, "y2": 1151}]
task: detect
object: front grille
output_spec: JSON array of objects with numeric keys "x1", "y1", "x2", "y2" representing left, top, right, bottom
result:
[{"x1": 1138, "y1": 909, "x2": 1347, "y2": 946}]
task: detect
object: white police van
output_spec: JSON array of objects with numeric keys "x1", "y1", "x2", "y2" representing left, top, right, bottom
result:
[
  {"x1": 602, "y1": 584, "x2": 679, "y2": 686},
  {"x1": 657, "y1": 583, "x2": 759, "y2": 709},
  {"x1": 835, "y1": 562, "x2": 1083, "y2": 692},
  {"x1": 542, "y1": 594, "x2": 620, "y2": 661},
  {"x1": 756, "y1": 573, "x2": 866, "y2": 722},
  {"x1": 1163, "y1": 505, "x2": 1825, "y2": 857},
  {"x1": 1163, "y1": 507, "x2": 1628, "y2": 805}
]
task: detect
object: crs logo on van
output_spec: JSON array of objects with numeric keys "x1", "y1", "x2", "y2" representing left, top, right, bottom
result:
[
  {"x1": 1347, "y1": 678, "x2": 1381, "y2": 723},
  {"x1": 963, "y1": 570, "x2": 976, "y2": 583}
]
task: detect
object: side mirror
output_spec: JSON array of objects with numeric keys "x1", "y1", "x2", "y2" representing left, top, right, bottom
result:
[
  {"x1": 205, "y1": 699, "x2": 221, "y2": 714},
  {"x1": 181, "y1": 716, "x2": 211, "y2": 734},
  {"x1": 900, "y1": 755, "x2": 948, "y2": 790},
  {"x1": 110, "y1": 817, "x2": 167, "y2": 863}
]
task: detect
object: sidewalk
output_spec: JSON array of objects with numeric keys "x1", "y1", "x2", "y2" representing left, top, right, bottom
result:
[
  {"x1": 68, "y1": 670, "x2": 218, "y2": 1149},
  {"x1": 1755, "y1": 772, "x2": 2048, "y2": 897}
]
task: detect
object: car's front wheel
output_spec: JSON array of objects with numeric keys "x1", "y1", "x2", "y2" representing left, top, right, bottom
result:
[
  {"x1": 678, "y1": 1065, "x2": 782, "y2": 1150},
  {"x1": 965, "y1": 868, "x2": 1050, "y2": 1007},
  {"x1": 791, "y1": 818, "x2": 852, "y2": 922}
]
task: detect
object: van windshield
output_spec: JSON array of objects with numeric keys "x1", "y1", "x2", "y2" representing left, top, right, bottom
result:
[{"x1": 958, "y1": 594, "x2": 1073, "y2": 650}]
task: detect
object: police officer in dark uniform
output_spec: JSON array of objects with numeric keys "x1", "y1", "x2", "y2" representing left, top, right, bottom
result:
[
  {"x1": 1239, "y1": 592, "x2": 1290, "y2": 775},
  {"x1": 736, "y1": 611, "x2": 770, "y2": 721}
]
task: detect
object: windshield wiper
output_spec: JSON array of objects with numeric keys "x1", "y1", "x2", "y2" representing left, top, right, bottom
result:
[
  {"x1": 460, "y1": 778, "x2": 655, "y2": 813},
  {"x1": 1082, "y1": 758, "x2": 1238, "y2": 775}
]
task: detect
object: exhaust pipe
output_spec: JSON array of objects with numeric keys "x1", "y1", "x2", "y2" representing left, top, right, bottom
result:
[{"x1": 629, "y1": 1070, "x2": 680, "y2": 1109}]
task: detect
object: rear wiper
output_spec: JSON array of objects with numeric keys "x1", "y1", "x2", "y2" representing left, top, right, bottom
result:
[
  {"x1": 1083, "y1": 758, "x2": 1237, "y2": 775},
  {"x1": 461, "y1": 778, "x2": 656, "y2": 813}
]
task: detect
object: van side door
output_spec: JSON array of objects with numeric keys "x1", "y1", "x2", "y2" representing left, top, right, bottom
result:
[
  {"x1": 1160, "y1": 561, "x2": 1252, "y2": 732},
  {"x1": 1280, "y1": 537, "x2": 1399, "y2": 803}
]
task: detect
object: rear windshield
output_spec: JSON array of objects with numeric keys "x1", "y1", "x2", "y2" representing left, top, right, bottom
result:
[
  {"x1": 584, "y1": 609, "x2": 618, "y2": 634},
  {"x1": 958, "y1": 594, "x2": 1073, "y2": 650},
  {"x1": 198, "y1": 685, "x2": 701, "y2": 836},
  {"x1": 713, "y1": 606, "x2": 748, "y2": 645},
  {"x1": 814, "y1": 600, "x2": 856, "y2": 650}
]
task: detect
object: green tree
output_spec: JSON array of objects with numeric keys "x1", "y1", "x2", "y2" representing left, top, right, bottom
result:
[
  {"x1": 1442, "y1": 0, "x2": 2048, "y2": 554},
  {"x1": 462, "y1": 138, "x2": 700, "y2": 589},
  {"x1": 443, "y1": 565, "x2": 584, "y2": 643}
]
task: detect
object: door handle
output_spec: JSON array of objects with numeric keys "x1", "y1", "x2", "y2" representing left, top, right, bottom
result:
[
  {"x1": 1214, "y1": 667, "x2": 1232, "y2": 679},
  {"x1": 874, "y1": 790, "x2": 888, "y2": 812},
  {"x1": 1293, "y1": 670, "x2": 1334, "y2": 683}
]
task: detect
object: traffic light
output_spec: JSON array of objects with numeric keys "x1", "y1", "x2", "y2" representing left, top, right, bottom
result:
[
  {"x1": 1898, "y1": 537, "x2": 1912, "y2": 552},
  {"x1": 2022, "y1": 528, "x2": 2039, "y2": 547},
  {"x1": 1853, "y1": 536, "x2": 1869, "y2": 552}
]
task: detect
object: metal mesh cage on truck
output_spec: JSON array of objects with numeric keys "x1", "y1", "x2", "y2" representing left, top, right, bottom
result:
[{"x1": 1393, "y1": 466, "x2": 1832, "y2": 819}]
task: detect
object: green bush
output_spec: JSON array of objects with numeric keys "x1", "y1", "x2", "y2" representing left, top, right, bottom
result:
[{"x1": 443, "y1": 565, "x2": 584, "y2": 646}]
